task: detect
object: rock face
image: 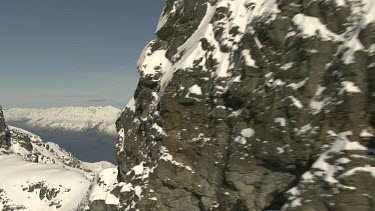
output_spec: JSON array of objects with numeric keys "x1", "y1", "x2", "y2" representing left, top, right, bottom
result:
[
  {"x1": 92, "y1": 0, "x2": 375, "y2": 210},
  {"x1": 0, "y1": 106, "x2": 10, "y2": 149}
]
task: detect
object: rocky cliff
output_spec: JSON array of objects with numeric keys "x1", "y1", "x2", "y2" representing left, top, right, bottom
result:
[
  {"x1": 90, "y1": 0, "x2": 375, "y2": 210},
  {"x1": 0, "y1": 106, "x2": 9, "y2": 149}
]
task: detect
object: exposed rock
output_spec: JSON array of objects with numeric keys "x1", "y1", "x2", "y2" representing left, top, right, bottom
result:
[
  {"x1": 90, "y1": 0, "x2": 375, "y2": 210},
  {"x1": 0, "y1": 106, "x2": 10, "y2": 149}
]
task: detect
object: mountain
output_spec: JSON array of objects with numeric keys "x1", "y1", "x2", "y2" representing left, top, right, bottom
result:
[
  {"x1": 4, "y1": 106, "x2": 121, "y2": 137},
  {"x1": 88, "y1": 0, "x2": 375, "y2": 210},
  {"x1": 0, "y1": 107, "x2": 114, "y2": 211}
]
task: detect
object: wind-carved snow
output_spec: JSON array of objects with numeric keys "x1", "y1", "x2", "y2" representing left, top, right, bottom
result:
[{"x1": 4, "y1": 106, "x2": 121, "y2": 137}]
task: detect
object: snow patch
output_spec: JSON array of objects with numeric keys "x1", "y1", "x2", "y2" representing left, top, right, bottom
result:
[
  {"x1": 292, "y1": 14, "x2": 341, "y2": 41},
  {"x1": 341, "y1": 81, "x2": 362, "y2": 93},
  {"x1": 242, "y1": 49, "x2": 258, "y2": 67},
  {"x1": 188, "y1": 85, "x2": 203, "y2": 95},
  {"x1": 241, "y1": 128, "x2": 255, "y2": 138},
  {"x1": 275, "y1": 118, "x2": 286, "y2": 127},
  {"x1": 289, "y1": 96, "x2": 304, "y2": 108}
]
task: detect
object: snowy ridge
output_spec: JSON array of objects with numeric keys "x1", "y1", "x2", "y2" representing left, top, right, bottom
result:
[
  {"x1": 0, "y1": 126, "x2": 114, "y2": 210},
  {"x1": 4, "y1": 106, "x2": 121, "y2": 137},
  {"x1": 6, "y1": 126, "x2": 114, "y2": 174}
]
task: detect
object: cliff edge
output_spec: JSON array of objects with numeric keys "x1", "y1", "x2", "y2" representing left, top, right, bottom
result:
[{"x1": 91, "y1": 0, "x2": 375, "y2": 210}]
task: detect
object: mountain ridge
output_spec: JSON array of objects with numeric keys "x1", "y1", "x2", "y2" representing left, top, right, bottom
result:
[{"x1": 4, "y1": 106, "x2": 121, "y2": 137}]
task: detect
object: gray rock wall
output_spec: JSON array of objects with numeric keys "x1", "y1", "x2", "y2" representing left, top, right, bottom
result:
[
  {"x1": 0, "y1": 106, "x2": 9, "y2": 148},
  {"x1": 92, "y1": 0, "x2": 375, "y2": 210}
]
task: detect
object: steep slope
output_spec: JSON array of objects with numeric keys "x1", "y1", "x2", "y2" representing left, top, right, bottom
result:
[
  {"x1": 4, "y1": 106, "x2": 121, "y2": 137},
  {"x1": 91, "y1": 0, "x2": 374, "y2": 210},
  {"x1": 0, "y1": 107, "x2": 114, "y2": 210}
]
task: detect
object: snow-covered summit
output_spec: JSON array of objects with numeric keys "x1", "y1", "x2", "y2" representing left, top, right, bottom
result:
[{"x1": 4, "y1": 106, "x2": 121, "y2": 137}]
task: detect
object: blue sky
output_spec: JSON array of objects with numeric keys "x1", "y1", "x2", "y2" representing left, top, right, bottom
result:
[{"x1": 0, "y1": 0, "x2": 166, "y2": 109}]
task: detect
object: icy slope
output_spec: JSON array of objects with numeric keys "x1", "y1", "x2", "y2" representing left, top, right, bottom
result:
[{"x1": 4, "y1": 106, "x2": 121, "y2": 137}]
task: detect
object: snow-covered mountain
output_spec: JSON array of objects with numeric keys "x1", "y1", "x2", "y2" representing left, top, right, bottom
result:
[
  {"x1": 0, "y1": 108, "x2": 114, "y2": 211},
  {"x1": 4, "y1": 106, "x2": 121, "y2": 137}
]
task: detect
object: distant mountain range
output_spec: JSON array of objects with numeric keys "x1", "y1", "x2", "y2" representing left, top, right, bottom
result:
[{"x1": 4, "y1": 106, "x2": 121, "y2": 137}]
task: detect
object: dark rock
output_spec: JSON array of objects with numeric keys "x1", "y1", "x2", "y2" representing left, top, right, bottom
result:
[{"x1": 90, "y1": 0, "x2": 375, "y2": 210}]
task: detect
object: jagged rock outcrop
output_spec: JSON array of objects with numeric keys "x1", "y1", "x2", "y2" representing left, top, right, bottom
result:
[
  {"x1": 90, "y1": 0, "x2": 375, "y2": 210},
  {"x1": 0, "y1": 106, "x2": 7, "y2": 147},
  {"x1": 0, "y1": 106, "x2": 10, "y2": 149}
]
